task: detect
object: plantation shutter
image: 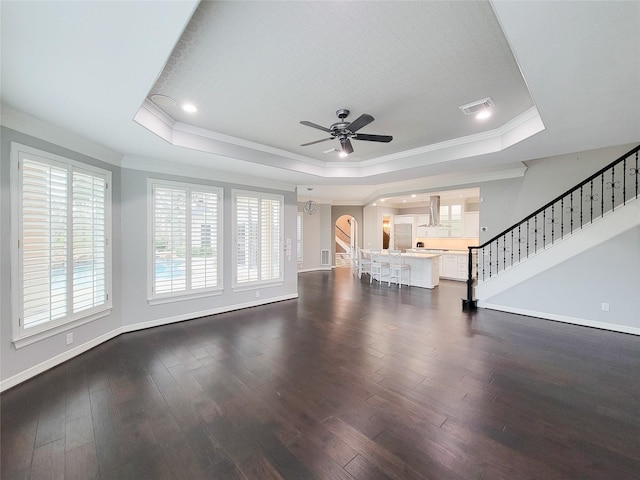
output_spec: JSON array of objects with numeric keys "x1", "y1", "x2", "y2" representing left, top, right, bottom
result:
[
  {"x1": 190, "y1": 190, "x2": 219, "y2": 289},
  {"x1": 153, "y1": 186, "x2": 187, "y2": 294},
  {"x1": 234, "y1": 191, "x2": 282, "y2": 285},
  {"x1": 235, "y1": 194, "x2": 260, "y2": 284},
  {"x1": 21, "y1": 159, "x2": 69, "y2": 328},
  {"x1": 72, "y1": 170, "x2": 106, "y2": 313},
  {"x1": 19, "y1": 155, "x2": 109, "y2": 331},
  {"x1": 261, "y1": 198, "x2": 281, "y2": 280}
]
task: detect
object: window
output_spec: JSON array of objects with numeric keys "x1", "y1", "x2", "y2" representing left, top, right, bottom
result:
[
  {"x1": 438, "y1": 204, "x2": 463, "y2": 237},
  {"x1": 233, "y1": 190, "x2": 283, "y2": 287},
  {"x1": 11, "y1": 143, "x2": 112, "y2": 344},
  {"x1": 149, "y1": 180, "x2": 222, "y2": 301},
  {"x1": 296, "y1": 212, "x2": 303, "y2": 263}
]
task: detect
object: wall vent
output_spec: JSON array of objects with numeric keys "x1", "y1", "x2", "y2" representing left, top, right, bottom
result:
[
  {"x1": 320, "y1": 249, "x2": 330, "y2": 266},
  {"x1": 459, "y1": 97, "x2": 494, "y2": 115}
]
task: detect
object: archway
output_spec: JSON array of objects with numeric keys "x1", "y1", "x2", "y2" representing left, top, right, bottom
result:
[{"x1": 335, "y1": 215, "x2": 357, "y2": 268}]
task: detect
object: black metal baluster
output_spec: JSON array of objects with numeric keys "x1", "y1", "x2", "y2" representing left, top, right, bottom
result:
[
  {"x1": 580, "y1": 186, "x2": 584, "y2": 229},
  {"x1": 623, "y1": 157, "x2": 626, "y2": 204},
  {"x1": 518, "y1": 224, "x2": 521, "y2": 262},
  {"x1": 611, "y1": 165, "x2": 616, "y2": 211},
  {"x1": 526, "y1": 219, "x2": 529, "y2": 258},
  {"x1": 560, "y1": 198, "x2": 564, "y2": 239},
  {"x1": 589, "y1": 180, "x2": 593, "y2": 223},
  {"x1": 636, "y1": 152, "x2": 638, "y2": 197},
  {"x1": 551, "y1": 204, "x2": 555, "y2": 243},
  {"x1": 543, "y1": 210, "x2": 547, "y2": 247},
  {"x1": 570, "y1": 193, "x2": 574, "y2": 233},
  {"x1": 510, "y1": 230, "x2": 513, "y2": 267},
  {"x1": 534, "y1": 215, "x2": 538, "y2": 253},
  {"x1": 489, "y1": 245, "x2": 492, "y2": 278},
  {"x1": 601, "y1": 173, "x2": 604, "y2": 218}
]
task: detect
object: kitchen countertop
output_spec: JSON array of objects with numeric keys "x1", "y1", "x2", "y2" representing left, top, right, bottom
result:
[
  {"x1": 410, "y1": 248, "x2": 470, "y2": 255},
  {"x1": 362, "y1": 249, "x2": 440, "y2": 259}
]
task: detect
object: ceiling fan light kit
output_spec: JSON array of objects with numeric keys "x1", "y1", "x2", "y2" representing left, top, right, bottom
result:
[{"x1": 300, "y1": 109, "x2": 392, "y2": 156}]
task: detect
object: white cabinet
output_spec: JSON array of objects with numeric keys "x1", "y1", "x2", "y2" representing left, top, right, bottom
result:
[
  {"x1": 463, "y1": 211, "x2": 479, "y2": 238},
  {"x1": 394, "y1": 215, "x2": 415, "y2": 224},
  {"x1": 416, "y1": 215, "x2": 439, "y2": 238},
  {"x1": 439, "y1": 253, "x2": 469, "y2": 281},
  {"x1": 442, "y1": 255, "x2": 458, "y2": 278},
  {"x1": 457, "y1": 254, "x2": 469, "y2": 280}
]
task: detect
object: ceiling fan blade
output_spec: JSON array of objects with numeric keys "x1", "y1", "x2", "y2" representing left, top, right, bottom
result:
[
  {"x1": 300, "y1": 121, "x2": 332, "y2": 133},
  {"x1": 354, "y1": 133, "x2": 393, "y2": 143},
  {"x1": 340, "y1": 138, "x2": 354, "y2": 154},
  {"x1": 347, "y1": 114, "x2": 374, "y2": 133},
  {"x1": 301, "y1": 137, "x2": 332, "y2": 146}
]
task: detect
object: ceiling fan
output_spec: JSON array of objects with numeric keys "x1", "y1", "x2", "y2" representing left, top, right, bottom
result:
[{"x1": 300, "y1": 109, "x2": 392, "y2": 155}]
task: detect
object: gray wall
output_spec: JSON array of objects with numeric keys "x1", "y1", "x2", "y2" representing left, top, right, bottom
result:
[
  {"x1": 478, "y1": 143, "x2": 638, "y2": 242},
  {"x1": 1, "y1": 127, "x2": 122, "y2": 382},
  {"x1": 119, "y1": 169, "x2": 298, "y2": 329},
  {"x1": 1, "y1": 127, "x2": 298, "y2": 387},
  {"x1": 297, "y1": 202, "x2": 332, "y2": 271},
  {"x1": 488, "y1": 226, "x2": 640, "y2": 330},
  {"x1": 476, "y1": 143, "x2": 640, "y2": 333},
  {"x1": 331, "y1": 205, "x2": 364, "y2": 266}
]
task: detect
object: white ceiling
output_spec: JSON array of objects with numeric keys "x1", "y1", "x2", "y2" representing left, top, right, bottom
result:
[{"x1": 1, "y1": 1, "x2": 638, "y2": 205}]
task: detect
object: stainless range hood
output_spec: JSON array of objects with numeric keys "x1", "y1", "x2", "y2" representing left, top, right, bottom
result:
[{"x1": 417, "y1": 195, "x2": 441, "y2": 227}]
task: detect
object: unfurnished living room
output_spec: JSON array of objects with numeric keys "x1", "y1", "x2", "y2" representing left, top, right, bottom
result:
[{"x1": 1, "y1": 1, "x2": 639, "y2": 479}]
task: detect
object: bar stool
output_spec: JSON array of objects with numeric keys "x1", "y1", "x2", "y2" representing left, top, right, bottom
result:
[
  {"x1": 388, "y1": 250, "x2": 411, "y2": 288},
  {"x1": 356, "y1": 248, "x2": 371, "y2": 279},
  {"x1": 370, "y1": 250, "x2": 390, "y2": 284}
]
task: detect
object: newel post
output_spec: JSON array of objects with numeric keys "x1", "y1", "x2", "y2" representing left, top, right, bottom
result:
[{"x1": 462, "y1": 247, "x2": 477, "y2": 312}]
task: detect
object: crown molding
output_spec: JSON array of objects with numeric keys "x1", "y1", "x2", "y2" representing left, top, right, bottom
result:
[
  {"x1": 134, "y1": 100, "x2": 544, "y2": 180},
  {"x1": 1, "y1": 103, "x2": 123, "y2": 166},
  {"x1": 121, "y1": 154, "x2": 296, "y2": 192}
]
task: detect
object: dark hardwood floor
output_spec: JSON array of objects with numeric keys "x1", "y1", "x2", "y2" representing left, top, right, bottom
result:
[{"x1": 2, "y1": 268, "x2": 639, "y2": 479}]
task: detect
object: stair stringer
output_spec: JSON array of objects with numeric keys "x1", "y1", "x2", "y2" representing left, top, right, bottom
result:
[{"x1": 476, "y1": 197, "x2": 639, "y2": 304}]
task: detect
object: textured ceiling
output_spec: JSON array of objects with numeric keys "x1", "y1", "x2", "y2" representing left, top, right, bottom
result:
[
  {"x1": 1, "y1": 1, "x2": 638, "y2": 204},
  {"x1": 148, "y1": 1, "x2": 533, "y2": 162}
]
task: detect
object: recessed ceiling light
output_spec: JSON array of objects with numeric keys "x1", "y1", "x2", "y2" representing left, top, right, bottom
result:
[
  {"x1": 402, "y1": 200, "x2": 407, "y2": 203},
  {"x1": 476, "y1": 110, "x2": 492, "y2": 120},
  {"x1": 339, "y1": 151, "x2": 348, "y2": 158},
  {"x1": 150, "y1": 94, "x2": 176, "y2": 107},
  {"x1": 182, "y1": 103, "x2": 198, "y2": 113},
  {"x1": 372, "y1": 203, "x2": 377, "y2": 206},
  {"x1": 381, "y1": 199, "x2": 386, "y2": 202},
  {"x1": 411, "y1": 194, "x2": 416, "y2": 198}
]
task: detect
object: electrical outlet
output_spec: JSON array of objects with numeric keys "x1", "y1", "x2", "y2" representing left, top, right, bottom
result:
[
  {"x1": 255, "y1": 290, "x2": 260, "y2": 298},
  {"x1": 66, "y1": 332, "x2": 74, "y2": 345},
  {"x1": 601, "y1": 302, "x2": 609, "y2": 312}
]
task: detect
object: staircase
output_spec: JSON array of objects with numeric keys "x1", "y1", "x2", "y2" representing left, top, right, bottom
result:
[{"x1": 465, "y1": 145, "x2": 640, "y2": 333}]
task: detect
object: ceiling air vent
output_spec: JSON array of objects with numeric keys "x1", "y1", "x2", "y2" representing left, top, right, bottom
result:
[{"x1": 459, "y1": 97, "x2": 494, "y2": 115}]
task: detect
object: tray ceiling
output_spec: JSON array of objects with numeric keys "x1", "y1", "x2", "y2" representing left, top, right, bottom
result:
[{"x1": 2, "y1": 1, "x2": 638, "y2": 204}]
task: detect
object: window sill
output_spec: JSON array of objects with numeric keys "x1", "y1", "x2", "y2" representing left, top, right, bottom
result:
[
  {"x1": 148, "y1": 288, "x2": 223, "y2": 306},
  {"x1": 13, "y1": 307, "x2": 113, "y2": 349},
  {"x1": 232, "y1": 280, "x2": 284, "y2": 293}
]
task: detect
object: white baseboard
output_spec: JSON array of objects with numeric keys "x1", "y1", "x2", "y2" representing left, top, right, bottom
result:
[
  {"x1": 0, "y1": 327, "x2": 125, "y2": 392},
  {"x1": 121, "y1": 293, "x2": 298, "y2": 334},
  {"x1": 297, "y1": 267, "x2": 332, "y2": 273},
  {"x1": 0, "y1": 293, "x2": 299, "y2": 393},
  {"x1": 480, "y1": 302, "x2": 640, "y2": 336}
]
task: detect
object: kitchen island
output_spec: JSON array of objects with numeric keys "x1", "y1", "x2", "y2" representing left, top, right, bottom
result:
[{"x1": 362, "y1": 250, "x2": 440, "y2": 289}]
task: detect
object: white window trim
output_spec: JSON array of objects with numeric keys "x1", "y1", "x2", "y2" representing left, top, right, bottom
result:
[
  {"x1": 232, "y1": 189, "x2": 284, "y2": 290},
  {"x1": 10, "y1": 143, "x2": 113, "y2": 347},
  {"x1": 147, "y1": 179, "x2": 224, "y2": 303}
]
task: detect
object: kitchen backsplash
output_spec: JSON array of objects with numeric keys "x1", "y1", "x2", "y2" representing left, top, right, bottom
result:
[{"x1": 414, "y1": 237, "x2": 479, "y2": 250}]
